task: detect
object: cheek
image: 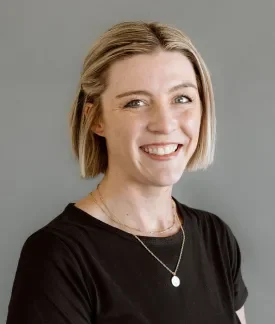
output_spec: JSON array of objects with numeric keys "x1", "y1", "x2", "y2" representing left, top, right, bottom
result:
[
  {"x1": 181, "y1": 110, "x2": 201, "y2": 138},
  {"x1": 104, "y1": 119, "x2": 137, "y2": 149}
]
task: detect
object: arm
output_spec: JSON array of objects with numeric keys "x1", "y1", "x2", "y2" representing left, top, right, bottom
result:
[{"x1": 236, "y1": 305, "x2": 247, "y2": 324}]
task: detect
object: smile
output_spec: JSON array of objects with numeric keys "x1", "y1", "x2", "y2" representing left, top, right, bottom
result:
[{"x1": 140, "y1": 143, "x2": 183, "y2": 159}]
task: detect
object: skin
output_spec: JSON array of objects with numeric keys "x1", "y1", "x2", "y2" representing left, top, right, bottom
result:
[
  {"x1": 75, "y1": 49, "x2": 202, "y2": 235},
  {"x1": 236, "y1": 306, "x2": 247, "y2": 324}
]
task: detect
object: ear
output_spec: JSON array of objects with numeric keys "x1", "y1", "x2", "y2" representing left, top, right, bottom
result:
[{"x1": 84, "y1": 103, "x2": 105, "y2": 137}]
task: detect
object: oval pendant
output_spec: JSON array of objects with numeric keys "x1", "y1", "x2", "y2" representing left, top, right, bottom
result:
[{"x1": 171, "y1": 275, "x2": 180, "y2": 287}]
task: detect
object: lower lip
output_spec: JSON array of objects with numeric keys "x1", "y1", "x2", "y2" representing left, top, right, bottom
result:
[{"x1": 140, "y1": 145, "x2": 183, "y2": 161}]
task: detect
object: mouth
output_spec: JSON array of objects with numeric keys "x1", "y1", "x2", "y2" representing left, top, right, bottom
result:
[{"x1": 140, "y1": 143, "x2": 183, "y2": 157}]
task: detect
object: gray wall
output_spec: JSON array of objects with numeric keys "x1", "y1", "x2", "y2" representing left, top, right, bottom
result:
[{"x1": 1, "y1": 0, "x2": 274, "y2": 323}]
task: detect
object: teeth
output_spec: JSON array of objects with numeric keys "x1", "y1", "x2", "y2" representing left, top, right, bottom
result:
[{"x1": 142, "y1": 144, "x2": 178, "y2": 156}]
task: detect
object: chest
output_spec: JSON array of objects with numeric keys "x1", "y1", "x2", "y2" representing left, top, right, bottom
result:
[{"x1": 85, "y1": 237, "x2": 237, "y2": 323}]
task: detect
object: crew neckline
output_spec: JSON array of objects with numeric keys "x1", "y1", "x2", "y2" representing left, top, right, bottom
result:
[{"x1": 62, "y1": 197, "x2": 189, "y2": 246}]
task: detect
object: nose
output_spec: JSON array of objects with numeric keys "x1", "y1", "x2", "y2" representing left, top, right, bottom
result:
[{"x1": 147, "y1": 103, "x2": 177, "y2": 134}]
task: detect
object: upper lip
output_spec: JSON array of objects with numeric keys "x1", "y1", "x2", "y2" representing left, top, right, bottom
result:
[{"x1": 140, "y1": 142, "x2": 182, "y2": 147}]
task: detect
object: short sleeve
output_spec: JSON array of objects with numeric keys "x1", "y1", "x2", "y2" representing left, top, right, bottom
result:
[
  {"x1": 6, "y1": 229, "x2": 94, "y2": 324},
  {"x1": 225, "y1": 224, "x2": 249, "y2": 311}
]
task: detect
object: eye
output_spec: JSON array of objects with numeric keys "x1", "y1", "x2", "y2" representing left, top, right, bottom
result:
[
  {"x1": 174, "y1": 95, "x2": 192, "y2": 104},
  {"x1": 124, "y1": 99, "x2": 145, "y2": 108}
]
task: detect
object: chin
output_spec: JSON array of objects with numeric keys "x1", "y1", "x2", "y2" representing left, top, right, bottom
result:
[{"x1": 150, "y1": 170, "x2": 184, "y2": 187}]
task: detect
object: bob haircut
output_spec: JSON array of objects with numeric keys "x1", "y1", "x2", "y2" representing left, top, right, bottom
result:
[{"x1": 69, "y1": 21, "x2": 216, "y2": 178}]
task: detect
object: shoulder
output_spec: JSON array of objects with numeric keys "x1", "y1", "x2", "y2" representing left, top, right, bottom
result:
[
  {"x1": 20, "y1": 201, "x2": 109, "y2": 267},
  {"x1": 20, "y1": 204, "x2": 88, "y2": 264},
  {"x1": 177, "y1": 201, "x2": 249, "y2": 311},
  {"x1": 20, "y1": 227, "x2": 75, "y2": 268},
  {"x1": 176, "y1": 199, "x2": 241, "y2": 258},
  {"x1": 18, "y1": 217, "x2": 92, "y2": 287},
  {"x1": 177, "y1": 199, "x2": 234, "y2": 237}
]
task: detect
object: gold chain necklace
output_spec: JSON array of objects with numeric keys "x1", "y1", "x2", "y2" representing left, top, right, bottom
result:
[
  {"x1": 89, "y1": 185, "x2": 186, "y2": 287},
  {"x1": 95, "y1": 184, "x2": 176, "y2": 234}
]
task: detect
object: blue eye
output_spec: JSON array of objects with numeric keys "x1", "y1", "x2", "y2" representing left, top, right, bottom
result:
[
  {"x1": 175, "y1": 95, "x2": 191, "y2": 104},
  {"x1": 123, "y1": 95, "x2": 192, "y2": 108},
  {"x1": 124, "y1": 99, "x2": 145, "y2": 108}
]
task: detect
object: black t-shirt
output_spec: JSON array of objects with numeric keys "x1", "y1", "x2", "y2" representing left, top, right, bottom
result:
[{"x1": 6, "y1": 197, "x2": 248, "y2": 324}]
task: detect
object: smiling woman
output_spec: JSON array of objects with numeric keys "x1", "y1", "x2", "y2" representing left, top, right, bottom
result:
[
  {"x1": 6, "y1": 21, "x2": 248, "y2": 324},
  {"x1": 85, "y1": 50, "x2": 203, "y2": 186}
]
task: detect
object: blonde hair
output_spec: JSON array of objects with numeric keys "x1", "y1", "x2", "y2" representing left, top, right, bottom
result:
[{"x1": 69, "y1": 21, "x2": 216, "y2": 178}]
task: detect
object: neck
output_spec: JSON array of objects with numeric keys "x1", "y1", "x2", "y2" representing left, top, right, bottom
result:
[{"x1": 95, "y1": 173, "x2": 176, "y2": 233}]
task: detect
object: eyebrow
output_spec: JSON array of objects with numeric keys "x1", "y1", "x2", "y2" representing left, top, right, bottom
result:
[{"x1": 115, "y1": 82, "x2": 198, "y2": 99}]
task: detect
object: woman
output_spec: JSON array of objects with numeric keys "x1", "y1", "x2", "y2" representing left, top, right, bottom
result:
[{"x1": 6, "y1": 21, "x2": 248, "y2": 323}]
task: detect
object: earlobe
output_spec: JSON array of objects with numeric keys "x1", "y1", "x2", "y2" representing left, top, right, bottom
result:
[{"x1": 92, "y1": 123, "x2": 105, "y2": 137}]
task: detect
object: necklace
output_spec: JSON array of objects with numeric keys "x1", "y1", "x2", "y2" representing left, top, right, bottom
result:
[
  {"x1": 89, "y1": 185, "x2": 186, "y2": 287},
  {"x1": 134, "y1": 221, "x2": 185, "y2": 288},
  {"x1": 95, "y1": 184, "x2": 176, "y2": 234}
]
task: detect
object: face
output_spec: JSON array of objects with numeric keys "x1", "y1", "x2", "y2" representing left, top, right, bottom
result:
[{"x1": 93, "y1": 50, "x2": 202, "y2": 187}]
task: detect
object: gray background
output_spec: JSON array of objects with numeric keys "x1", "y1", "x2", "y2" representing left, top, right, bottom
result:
[{"x1": 1, "y1": 0, "x2": 274, "y2": 323}]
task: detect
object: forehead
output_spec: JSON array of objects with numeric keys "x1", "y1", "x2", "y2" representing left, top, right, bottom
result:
[{"x1": 103, "y1": 50, "x2": 197, "y2": 95}]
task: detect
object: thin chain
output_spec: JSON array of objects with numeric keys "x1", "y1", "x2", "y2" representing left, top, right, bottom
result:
[
  {"x1": 90, "y1": 186, "x2": 186, "y2": 277},
  {"x1": 95, "y1": 184, "x2": 176, "y2": 234},
  {"x1": 133, "y1": 214, "x2": 185, "y2": 276}
]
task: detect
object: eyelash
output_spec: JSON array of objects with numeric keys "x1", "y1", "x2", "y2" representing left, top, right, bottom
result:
[{"x1": 123, "y1": 95, "x2": 192, "y2": 108}]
